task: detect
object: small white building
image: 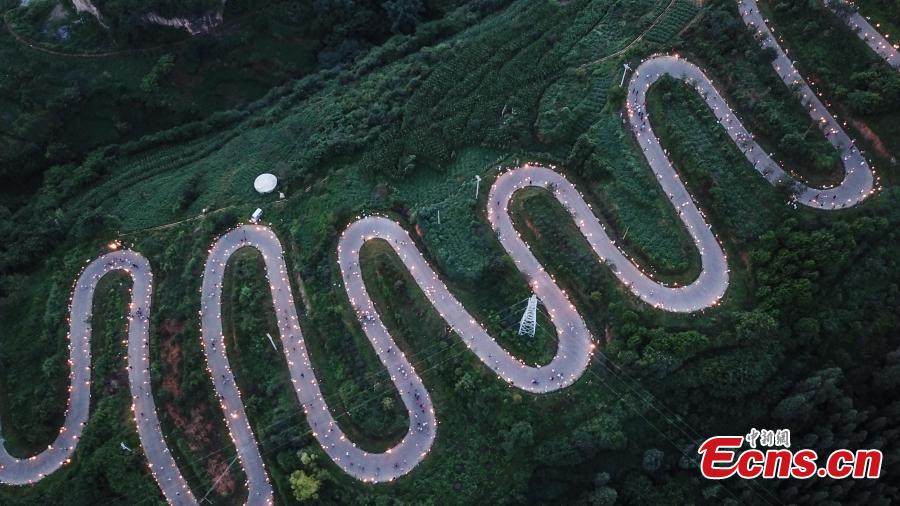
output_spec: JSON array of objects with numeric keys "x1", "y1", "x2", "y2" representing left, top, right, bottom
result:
[{"x1": 250, "y1": 208, "x2": 263, "y2": 223}]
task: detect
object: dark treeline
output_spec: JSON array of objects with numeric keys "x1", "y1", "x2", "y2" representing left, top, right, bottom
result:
[
  {"x1": 0, "y1": 0, "x2": 477, "y2": 209},
  {"x1": 2, "y1": 0, "x2": 900, "y2": 503}
]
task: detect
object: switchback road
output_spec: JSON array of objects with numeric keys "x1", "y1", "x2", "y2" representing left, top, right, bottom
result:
[
  {"x1": 827, "y1": 2, "x2": 900, "y2": 68},
  {"x1": 0, "y1": 0, "x2": 881, "y2": 503},
  {"x1": 0, "y1": 253, "x2": 194, "y2": 504}
]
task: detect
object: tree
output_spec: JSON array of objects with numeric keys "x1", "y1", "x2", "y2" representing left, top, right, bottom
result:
[
  {"x1": 589, "y1": 486, "x2": 618, "y2": 506},
  {"x1": 642, "y1": 448, "x2": 664, "y2": 472},
  {"x1": 846, "y1": 89, "x2": 883, "y2": 115},
  {"x1": 605, "y1": 82, "x2": 627, "y2": 111},
  {"x1": 314, "y1": 0, "x2": 355, "y2": 15},
  {"x1": 289, "y1": 449, "x2": 330, "y2": 502},
  {"x1": 289, "y1": 470, "x2": 321, "y2": 502},
  {"x1": 500, "y1": 421, "x2": 534, "y2": 456},
  {"x1": 140, "y1": 54, "x2": 176, "y2": 94},
  {"x1": 382, "y1": 0, "x2": 424, "y2": 34}
]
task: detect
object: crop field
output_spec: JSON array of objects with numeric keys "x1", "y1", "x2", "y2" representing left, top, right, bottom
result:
[{"x1": 1, "y1": 0, "x2": 899, "y2": 503}]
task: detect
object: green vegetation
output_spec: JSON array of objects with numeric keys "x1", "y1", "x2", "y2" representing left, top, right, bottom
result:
[
  {"x1": 127, "y1": 218, "x2": 250, "y2": 504},
  {"x1": 677, "y1": 0, "x2": 844, "y2": 185},
  {"x1": 0, "y1": 0, "x2": 479, "y2": 209},
  {"x1": 647, "y1": 75, "x2": 782, "y2": 240},
  {"x1": 0, "y1": 0, "x2": 315, "y2": 208},
  {"x1": 2, "y1": 0, "x2": 900, "y2": 503},
  {"x1": 0, "y1": 273, "x2": 167, "y2": 504},
  {"x1": 852, "y1": 0, "x2": 900, "y2": 46},
  {"x1": 758, "y1": 0, "x2": 900, "y2": 164}
]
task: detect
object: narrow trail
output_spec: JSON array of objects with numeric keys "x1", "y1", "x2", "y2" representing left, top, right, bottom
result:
[
  {"x1": 0, "y1": 0, "x2": 882, "y2": 504},
  {"x1": 1, "y1": 1, "x2": 264, "y2": 59},
  {"x1": 580, "y1": 0, "x2": 682, "y2": 68}
]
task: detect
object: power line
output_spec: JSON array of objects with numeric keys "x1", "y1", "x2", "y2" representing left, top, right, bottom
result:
[
  {"x1": 197, "y1": 455, "x2": 240, "y2": 504},
  {"x1": 530, "y1": 323, "x2": 782, "y2": 505},
  {"x1": 176, "y1": 338, "x2": 468, "y2": 484},
  {"x1": 190, "y1": 343, "x2": 475, "y2": 503},
  {"x1": 590, "y1": 356, "x2": 784, "y2": 505}
]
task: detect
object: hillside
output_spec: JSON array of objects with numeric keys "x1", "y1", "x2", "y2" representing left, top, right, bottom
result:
[{"x1": 1, "y1": 0, "x2": 899, "y2": 504}]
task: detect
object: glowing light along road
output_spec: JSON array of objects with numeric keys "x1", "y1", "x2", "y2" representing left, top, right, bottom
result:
[
  {"x1": 201, "y1": 160, "x2": 727, "y2": 501},
  {"x1": 827, "y1": 3, "x2": 900, "y2": 68},
  {"x1": 0, "y1": 0, "x2": 882, "y2": 503},
  {"x1": 627, "y1": 2, "x2": 877, "y2": 212},
  {"x1": 736, "y1": 0, "x2": 878, "y2": 205},
  {"x1": 0, "y1": 253, "x2": 194, "y2": 504}
]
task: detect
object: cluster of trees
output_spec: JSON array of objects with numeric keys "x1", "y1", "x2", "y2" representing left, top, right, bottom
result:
[
  {"x1": 140, "y1": 54, "x2": 176, "y2": 93},
  {"x1": 3, "y1": 0, "x2": 900, "y2": 504},
  {"x1": 864, "y1": 0, "x2": 900, "y2": 19},
  {"x1": 0, "y1": 13, "x2": 233, "y2": 209},
  {"x1": 682, "y1": 0, "x2": 845, "y2": 181},
  {"x1": 314, "y1": 0, "x2": 427, "y2": 42},
  {"x1": 763, "y1": 0, "x2": 900, "y2": 152},
  {"x1": 843, "y1": 68, "x2": 900, "y2": 115},
  {"x1": 288, "y1": 450, "x2": 330, "y2": 502},
  {"x1": 0, "y1": 0, "x2": 487, "y2": 214},
  {"x1": 512, "y1": 183, "x2": 900, "y2": 504}
]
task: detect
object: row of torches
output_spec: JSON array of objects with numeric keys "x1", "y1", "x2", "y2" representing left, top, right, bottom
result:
[{"x1": 0, "y1": 0, "x2": 886, "y2": 502}]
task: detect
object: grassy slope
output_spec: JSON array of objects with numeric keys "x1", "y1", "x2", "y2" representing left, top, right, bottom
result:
[{"x1": 2, "y1": 0, "x2": 899, "y2": 503}]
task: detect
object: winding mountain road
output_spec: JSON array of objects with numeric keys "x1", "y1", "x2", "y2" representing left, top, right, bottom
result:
[
  {"x1": 199, "y1": 159, "x2": 729, "y2": 501},
  {"x1": 0, "y1": 0, "x2": 882, "y2": 504},
  {"x1": 0, "y1": 253, "x2": 194, "y2": 504},
  {"x1": 626, "y1": 1, "x2": 876, "y2": 212},
  {"x1": 826, "y1": 2, "x2": 900, "y2": 68}
]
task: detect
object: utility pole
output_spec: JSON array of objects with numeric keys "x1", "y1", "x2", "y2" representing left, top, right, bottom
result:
[
  {"x1": 620, "y1": 63, "x2": 632, "y2": 87},
  {"x1": 474, "y1": 175, "x2": 482, "y2": 200},
  {"x1": 265, "y1": 333, "x2": 278, "y2": 352},
  {"x1": 518, "y1": 295, "x2": 539, "y2": 337},
  {"x1": 437, "y1": 209, "x2": 441, "y2": 226},
  {"x1": 120, "y1": 442, "x2": 132, "y2": 453}
]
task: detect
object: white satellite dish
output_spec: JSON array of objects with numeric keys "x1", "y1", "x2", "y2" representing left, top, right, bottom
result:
[{"x1": 254, "y1": 173, "x2": 277, "y2": 194}]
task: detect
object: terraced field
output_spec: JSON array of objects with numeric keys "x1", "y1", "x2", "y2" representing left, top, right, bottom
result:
[{"x1": 2, "y1": 0, "x2": 899, "y2": 504}]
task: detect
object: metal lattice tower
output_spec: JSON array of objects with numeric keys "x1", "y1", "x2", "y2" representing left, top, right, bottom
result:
[{"x1": 518, "y1": 295, "x2": 539, "y2": 337}]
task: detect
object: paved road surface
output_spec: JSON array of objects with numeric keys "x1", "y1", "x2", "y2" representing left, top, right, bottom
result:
[
  {"x1": 199, "y1": 165, "x2": 727, "y2": 500},
  {"x1": 736, "y1": 0, "x2": 878, "y2": 203},
  {"x1": 0, "y1": 252, "x2": 194, "y2": 504},
  {"x1": 0, "y1": 0, "x2": 881, "y2": 502},
  {"x1": 490, "y1": 167, "x2": 728, "y2": 312},
  {"x1": 627, "y1": 1, "x2": 877, "y2": 210},
  {"x1": 826, "y1": 2, "x2": 900, "y2": 68}
]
